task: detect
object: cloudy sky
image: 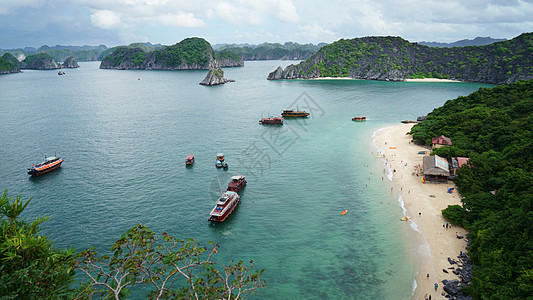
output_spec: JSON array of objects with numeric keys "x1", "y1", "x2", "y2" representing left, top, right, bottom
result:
[{"x1": 0, "y1": 0, "x2": 532, "y2": 48}]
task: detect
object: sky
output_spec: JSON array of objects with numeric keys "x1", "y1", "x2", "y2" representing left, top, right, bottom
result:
[{"x1": 0, "y1": 0, "x2": 532, "y2": 48}]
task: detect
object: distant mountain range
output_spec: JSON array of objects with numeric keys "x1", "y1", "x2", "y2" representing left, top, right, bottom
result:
[
  {"x1": 418, "y1": 37, "x2": 507, "y2": 48},
  {"x1": 0, "y1": 37, "x2": 508, "y2": 65}
]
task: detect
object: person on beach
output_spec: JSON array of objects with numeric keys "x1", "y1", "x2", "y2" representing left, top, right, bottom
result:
[{"x1": 434, "y1": 282, "x2": 438, "y2": 290}]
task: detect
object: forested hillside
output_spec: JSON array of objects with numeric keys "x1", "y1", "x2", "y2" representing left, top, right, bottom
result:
[
  {"x1": 217, "y1": 42, "x2": 325, "y2": 60},
  {"x1": 410, "y1": 80, "x2": 533, "y2": 299},
  {"x1": 100, "y1": 37, "x2": 242, "y2": 70},
  {"x1": 268, "y1": 33, "x2": 533, "y2": 84}
]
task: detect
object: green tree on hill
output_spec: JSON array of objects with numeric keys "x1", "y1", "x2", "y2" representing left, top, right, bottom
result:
[
  {"x1": 0, "y1": 190, "x2": 78, "y2": 298},
  {"x1": 410, "y1": 80, "x2": 533, "y2": 299}
]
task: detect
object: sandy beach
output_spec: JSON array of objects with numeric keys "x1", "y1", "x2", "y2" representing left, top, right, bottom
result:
[
  {"x1": 374, "y1": 123, "x2": 468, "y2": 300},
  {"x1": 404, "y1": 78, "x2": 462, "y2": 83}
]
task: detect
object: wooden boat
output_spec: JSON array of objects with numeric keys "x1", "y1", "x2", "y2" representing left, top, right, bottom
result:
[
  {"x1": 281, "y1": 108, "x2": 309, "y2": 117},
  {"x1": 259, "y1": 117, "x2": 283, "y2": 125},
  {"x1": 352, "y1": 116, "x2": 366, "y2": 121},
  {"x1": 226, "y1": 175, "x2": 247, "y2": 193},
  {"x1": 216, "y1": 160, "x2": 228, "y2": 169},
  {"x1": 27, "y1": 156, "x2": 63, "y2": 176},
  {"x1": 209, "y1": 191, "x2": 240, "y2": 222},
  {"x1": 185, "y1": 154, "x2": 195, "y2": 165}
]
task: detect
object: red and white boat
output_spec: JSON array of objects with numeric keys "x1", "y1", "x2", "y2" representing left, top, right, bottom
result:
[
  {"x1": 259, "y1": 117, "x2": 283, "y2": 125},
  {"x1": 209, "y1": 191, "x2": 240, "y2": 222},
  {"x1": 185, "y1": 154, "x2": 195, "y2": 165},
  {"x1": 226, "y1": 175, "x2": 247, "y2": 192},
  {"x1": 27, "y1": 156, "x2": 63, "y2": 176}
]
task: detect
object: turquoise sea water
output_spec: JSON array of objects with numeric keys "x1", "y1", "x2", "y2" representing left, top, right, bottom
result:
[{"x1": 0, "y1": 61, "x2": 491, "y2": 299}]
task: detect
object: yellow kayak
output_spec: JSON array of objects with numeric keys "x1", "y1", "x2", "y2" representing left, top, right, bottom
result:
[{"x1": 400, "y1": 216, "x2": 411, "y2": 221}]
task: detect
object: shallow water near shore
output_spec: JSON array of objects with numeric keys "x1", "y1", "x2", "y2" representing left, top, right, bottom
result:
[{"x1": 0, "y1": 61, "x2": 491, "y2": 299}]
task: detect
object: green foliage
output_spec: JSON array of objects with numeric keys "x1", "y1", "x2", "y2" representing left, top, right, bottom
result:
[
  {"x1": 0, "y1": 53, "x2": 19, "y2": 72},
  {"x1": 103, "y1": 37, "x2": 217, "y2": 69},
  {"x1": 412, "y1": 80, "x2": 533, "y2": 299},
  {"x1": 156, "y1": 37, "x2": 213, "y2": 67},
  {"x1": 76, "y1": 224, "x2": 266, "y2": 299},
  {"x1": 22, "y1": 53, "x2": 55, "y2": 65},
  {"x1": 0, "y1": 190, "x2": 77, "y2": 298}
]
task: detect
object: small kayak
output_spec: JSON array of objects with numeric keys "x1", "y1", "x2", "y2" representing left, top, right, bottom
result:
[
  {"x1": 341, "y1": 210, "x2": 348, "y2": 215},
  {"x1": 400, "y1": 216, "x2": 411, "y2": 221}
]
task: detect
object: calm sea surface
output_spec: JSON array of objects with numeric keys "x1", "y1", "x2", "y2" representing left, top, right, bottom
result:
[{"x1": 0, "y1": 61, "x2": 491, "y2": 299}]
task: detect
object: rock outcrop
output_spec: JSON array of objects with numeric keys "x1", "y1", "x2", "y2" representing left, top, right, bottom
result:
[
  {"x1": 267, "y1": 33, "x2": 533, "y2": 84},
  {"x1": 0, "y1": 53, "x2": 21, "y2": 74},
  {"x1": 100, "y1": 37, "x2": 243, "y2": 70},
  {"x1": 61, "y1": 56, "x2": 79, "y2": 68},
  {"x1": 20, "y1": 53, "x2": 60, "y2": 69},
  {"x1": 199, "y1": 68, "x2": 235, "y2": 86}
]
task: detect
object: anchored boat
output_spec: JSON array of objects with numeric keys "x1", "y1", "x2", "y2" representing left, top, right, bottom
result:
[
  {"x1": 259, "y1": 116, "x2": 283, "y2": 125},
  {"x1": 352, "y1": 116, "x2": 366, "y2": 121},
  {"x1": 226, "y1": 175, "x2": 247, "y2": 193},
  {"x1": 28, "y1": 156, "x2": 63, "y2": 176},
  {"x1": 281, "y1": 107, "x2": 309, "y2": 117},
  {"x1": 209, "y1": 191, "x2": 240, "y2": 222},
  {"x1": 185, "y1": 154, "x2": 195, "y2": 165}
]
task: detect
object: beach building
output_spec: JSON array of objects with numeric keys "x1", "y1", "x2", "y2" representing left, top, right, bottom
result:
[
  {"x1": 457, "y1": 157, "x2": 469, "y2": 167},
  {"x1": 423, "y1": 155, "x2": 450, "y2": 183},
  {"x1": 450, "y1": 156, "x2": 470, "y2": 177},
  {"x1": 432, "y1": 135, "x2": 452, "y2": 148}
]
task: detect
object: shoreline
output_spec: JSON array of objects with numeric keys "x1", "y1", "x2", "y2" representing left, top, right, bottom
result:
[
  {"x1": 404, "y1": 78, "x2": 462, "y2": 83},
  {"x1": 308, "y1": 77, "x2": 462, "y2": 83},
  {"x1": 373, "y1": 123, "x2": 468, "y2": 300}
]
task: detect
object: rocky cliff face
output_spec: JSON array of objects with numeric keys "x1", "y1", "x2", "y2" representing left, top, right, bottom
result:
[
  {"x1": 268, "y1": 33, "x2": 533, "y2": 84},
  {"x1": 199, "y1": 67, "x2": 235, "y2": 86},
  {"x1": 61, "y1": 56, "x2": 79, "y2": 68}
]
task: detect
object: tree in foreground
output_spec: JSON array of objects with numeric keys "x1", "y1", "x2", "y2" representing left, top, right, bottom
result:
[
  {"x1": 0, "y1": 190, "x2": 77, "y2": 298},
  {"x1": 76, "y1": 223, "x2": 266, "y2": 299}
]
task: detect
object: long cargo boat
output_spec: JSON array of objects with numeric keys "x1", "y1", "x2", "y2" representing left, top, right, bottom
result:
[{"x1": 281, "y1": 108, "x2": 309, "y2": 117}]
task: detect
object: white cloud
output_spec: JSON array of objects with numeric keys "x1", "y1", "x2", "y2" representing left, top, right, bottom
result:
[
  {"x1": 90, "y1": 10, "x2": 122, "y2": 29},
  {"x1": 0, "y1": 0, "x2": 46, "y2": 15},
  {"x1": 159, "y1": 12, "x2": 206, "y2": 27},
  {"x1": 209, "y1": 2, "x2": 261, "y2": 25}
]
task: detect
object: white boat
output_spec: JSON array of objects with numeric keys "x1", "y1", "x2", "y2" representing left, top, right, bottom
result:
[{"x1": 209, "y1": 191, "x2": 240, "y2": 222}]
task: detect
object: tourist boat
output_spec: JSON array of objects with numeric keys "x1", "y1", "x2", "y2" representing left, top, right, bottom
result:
[
  {"x1": 216, "y1": 160, "x2": 228, "y2": 169},
  {"x1": 259, "y1": 117, "x2": 284, "y2": 125},
  {"x1": 27, "y1": 156, "x2": 63, "y2": 176},
  {"x1": 226, "y1": 175, "x2": 247, "y2": 192},
  {"x1": 185, "y1": 154, "x2": 195, "y2": 165},
  {"x1": 352, "y1": 116, "x2": 366, "y2": 121},
  {"x1": 216, "y1": 153, "x2": 225, "y2": 162},
  {"x1": 209, "y1": 191, "x2": 240, "y2": 222},
  {"x1": 281, "y1": 108, "x2": 310, "y2": 117}
]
